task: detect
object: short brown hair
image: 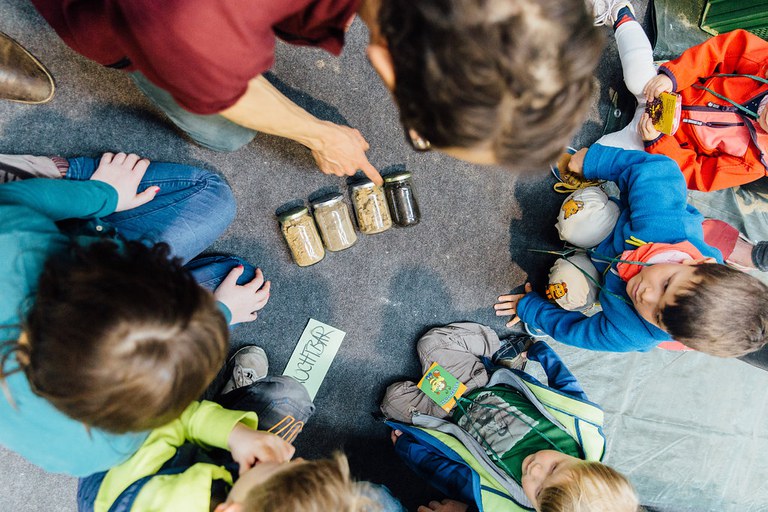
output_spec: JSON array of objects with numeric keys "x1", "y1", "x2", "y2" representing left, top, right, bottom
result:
[
  {"x1": 662, "y1": 263, "x2": 768, "y2": 357},
  {"x1": 5, "y1": 239, "x2": 228, "y2": 433},
  {"x1": 539, "y1": 461, "x2": 639, "y2": 512},
  {"x1": 380, "y1": 0, "x2": 604, "y2": 170},
  {"x1": 242, "y1": 453, "x2": 375, "y2": 512}
]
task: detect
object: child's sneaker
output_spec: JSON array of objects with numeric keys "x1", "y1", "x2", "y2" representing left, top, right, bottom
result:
[
  {"x1": 588, "y1": 0, "x2": 633, "y2": 26},
  {"x1": 492, "y1": 333, "x2": 534, "y2": 370},
  {"x1": 221, "y1": 345, "x2": 269, "y2": 394}
]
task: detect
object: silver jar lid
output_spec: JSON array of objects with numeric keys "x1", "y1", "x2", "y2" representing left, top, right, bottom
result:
[
  {"x1": 350, "y1": 179, "x2": 377, "y2": 191},
  {"x1": 277, "y1": 205, "x2": 309, "y2": 222},
  {"x1": 311, "y1": 193, "x2": 344, "y2": 208}
]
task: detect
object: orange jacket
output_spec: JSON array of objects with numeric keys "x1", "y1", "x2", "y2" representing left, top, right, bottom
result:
[{"x1": 645, "y1": 30, "x2": 768, "y2": 191}]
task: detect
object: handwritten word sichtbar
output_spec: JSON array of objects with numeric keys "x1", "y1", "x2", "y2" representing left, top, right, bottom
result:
[{"x1": 292, "y1": 326, "x2": 334, "y2": 383}]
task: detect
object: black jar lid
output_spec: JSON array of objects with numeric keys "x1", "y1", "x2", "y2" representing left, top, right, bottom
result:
[
  {"x1": 277, "y1": 205, "x2": 309, "y2": 222},
  {"x1": 310, "y1": 193, "x2": 344, "y2": 208},
  {"x1": 383, "y1": 171, "x2": 412, "y2": 183}
]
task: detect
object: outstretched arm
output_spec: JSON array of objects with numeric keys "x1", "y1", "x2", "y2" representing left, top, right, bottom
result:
[
  {"x1": 525, "y1": 341, "x2": 587, "y2": 401},
  {"x1": 221, "y1": 76, "x2": 382, "y2": 184}
]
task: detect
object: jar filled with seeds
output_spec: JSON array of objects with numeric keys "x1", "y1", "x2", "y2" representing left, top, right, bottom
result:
[
  {"x1": 384, "y1": 171, "x2": 420, "y2": 227},
  {"x1": 278, "y1": 206, "x2": 325, "y2": 266},
  {"x1": 350, "y1": 180, "x2": 392, "y2": 234},
  {"x1": 311, "y1": 193, "x2": 357, "y2": 251}
]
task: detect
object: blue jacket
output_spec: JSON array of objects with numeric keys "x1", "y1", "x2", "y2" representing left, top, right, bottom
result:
[
  {"x1": 517, "y1": 145, "x2": 722, "y2": 352},
  {"x1": 388, "y1": 342, "x2": 605, "y2": 512}
]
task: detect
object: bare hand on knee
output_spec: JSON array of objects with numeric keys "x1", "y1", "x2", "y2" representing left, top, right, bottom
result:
[{"x1": 91, "y1": 152, "x2": 158, "y2": 212}]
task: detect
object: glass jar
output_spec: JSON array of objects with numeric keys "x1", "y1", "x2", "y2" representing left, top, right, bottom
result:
[
  {"x1": 278, "y1": 206, "x2": 325, "y2": 266},
  {"x1": 311, "y1": 193, "x2": 358, "y2": 251},
  {"x1": 384, "y1": 171, "x2": 420, "y2": 227},
  {"x1": 350, "y1": 180, "x2": 392, "y2": 234}
]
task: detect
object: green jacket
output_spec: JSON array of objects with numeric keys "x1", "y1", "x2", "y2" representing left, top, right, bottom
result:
[{"x1": 93, "y1": 400, "x2": 258, "y2": 512}]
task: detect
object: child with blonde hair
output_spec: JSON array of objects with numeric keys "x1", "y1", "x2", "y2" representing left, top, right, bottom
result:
[{"x1": 381, "y1": 323, "x2": 638, "y2": 512}]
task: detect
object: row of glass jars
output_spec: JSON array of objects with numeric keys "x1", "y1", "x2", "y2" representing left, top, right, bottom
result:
[{"x1": 278, "y1": 171, "x2": 420, "y2": 266}]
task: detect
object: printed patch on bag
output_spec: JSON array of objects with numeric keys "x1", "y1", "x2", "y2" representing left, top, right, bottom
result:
[
  {"x1": 561, "y1": 199, "x2": 584, "y2": 219},
  {"x1": 545, "y1": 282, "x2": 568, "y2": 301},
  {"x1": 418, "y1": 363, "x2": 467, "y2": 413}
]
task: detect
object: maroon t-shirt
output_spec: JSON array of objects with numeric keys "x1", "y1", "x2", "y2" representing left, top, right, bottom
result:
[{"x1": 32, "y1": 0, "x2": 360, "y2": 114}]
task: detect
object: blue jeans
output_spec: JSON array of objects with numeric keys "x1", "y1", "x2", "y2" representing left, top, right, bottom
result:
[
  {"x1": 130, "y1": 71, "x2": 348, "y2": 152},
  {"x1": 66, "y1": 157, "x2": 236, "y2": 264}
]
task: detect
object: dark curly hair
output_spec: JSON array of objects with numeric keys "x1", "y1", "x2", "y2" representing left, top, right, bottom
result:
[
  {"x1": 1, "y1": 239, "x2": 228, "y2": 433},
  {"x1": 380, "y1": 0, "x2": 604, "y2": 170}
]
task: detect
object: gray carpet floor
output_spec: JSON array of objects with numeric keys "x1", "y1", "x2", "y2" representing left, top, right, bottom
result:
[{"x1": 3, "y1": 1, "x2": 768, "y2": 511}]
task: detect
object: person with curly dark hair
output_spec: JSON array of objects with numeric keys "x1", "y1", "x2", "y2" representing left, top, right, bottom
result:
[{"x1": 30, "y1": 0, "x2": 603, "y2": 176}]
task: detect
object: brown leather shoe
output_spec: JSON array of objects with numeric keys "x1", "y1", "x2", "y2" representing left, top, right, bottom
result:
[{"x1": 0, "y1": 32, "x2": 55, "y2": 104}]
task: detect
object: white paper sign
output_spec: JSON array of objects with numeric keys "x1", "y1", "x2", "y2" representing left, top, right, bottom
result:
[{"x1": 282, "y1": 319, "x2": 345, "y2": 400}]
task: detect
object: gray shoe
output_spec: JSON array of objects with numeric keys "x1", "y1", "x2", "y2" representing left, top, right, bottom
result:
[{"x1": 221, "y1": 345, "x2": 269, "y2": 394}]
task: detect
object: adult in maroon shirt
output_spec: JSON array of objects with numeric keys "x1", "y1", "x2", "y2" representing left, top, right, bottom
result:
[{"x1": 30, "y1": 0, "x2": 603, "y2": 180}]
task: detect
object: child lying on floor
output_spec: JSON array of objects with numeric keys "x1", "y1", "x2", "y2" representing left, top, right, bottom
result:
[
  {"x1": 381, "y1": 322, "x2": 639, "y2": 512},
  {"x1": 494, "y1": 144, "x2": 768, "y2": 357}
]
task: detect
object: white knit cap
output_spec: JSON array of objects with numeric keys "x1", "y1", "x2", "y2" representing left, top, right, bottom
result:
[
  {"x1": 555, "y1": 186, "x2": 620, "y2": 248},
  {"x1": 547, "y1": 253, "x2": 601, "y2": 312}
]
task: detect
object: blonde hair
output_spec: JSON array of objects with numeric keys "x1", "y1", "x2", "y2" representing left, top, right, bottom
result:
[
  {"x1": 539, "y1": 461, "x2": 639, "y2": 512},
  {"x1": 242, "y1": 453, "x2": 377, "y2": 512}
]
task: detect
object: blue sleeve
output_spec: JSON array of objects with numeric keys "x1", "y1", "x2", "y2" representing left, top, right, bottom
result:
[
  {"x1": 516, "y1": 293, "x2": 654, "y2": 352},
  {"x1": 582, "y1": 145, "x2": 689, "y2": 232},
  {"x1": 216, "y1": 301, "x2": 232, "y2": 325},
  {"x1": 392, "y1": 429, "x2": 476, "y2": 505},
  {"x1": 0, "y1": 178, "x2": 118, "y2": 221},
  {"x1": 525, "y1": 341, "x2": 587, "y2": 401}
]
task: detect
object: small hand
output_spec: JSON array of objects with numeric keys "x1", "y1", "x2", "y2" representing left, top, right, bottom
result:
[
  {"x1": 90, "y1": 152, "x2": 158, "y2": 212},
  {"x1": 494, "y1": 282, "x2": 533, "y2": 327},
  {"x1": 227, "y1": 423, "x2": 295, "y2": 476},
  {"x1": 310, "y1": 121, "x2": 383, "y2": 185},
  {"x1": 642, "y1": 74, "x2": 674, "y2": 103},
  {"x1": 390, "y1": 429, "x2": 402, "y2": 446},
  {"x1": 638, "y1": 112, "x2": 661, "y2": 141},
  {"x1": 565, "y1": 148, "x2": 588, "y2": 177},
  {"x1": 417, "y1": 499, "x2": 469, "y2": 512},
  {"x1": 213, "y1": 266, "x2": 271, "y2": 325}
]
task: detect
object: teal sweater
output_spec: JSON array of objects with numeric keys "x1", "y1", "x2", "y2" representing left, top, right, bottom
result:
[{"x1": 0, "y1": 178, "x2": 145, "y2": 476}]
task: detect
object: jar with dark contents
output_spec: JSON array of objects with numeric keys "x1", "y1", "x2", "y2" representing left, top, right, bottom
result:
[
  {"x1": 278, "y1": 206, "x2": 325, "y2": 266},
  {"x1": 350, "y1": 180, "x2": 392, "y2": 234},
  {"x1": 311, "y1": 193, "x2": 358, "y2": 251},
  {"x1": 384, "y1": 171, "x2": 420, "y2": 227}
]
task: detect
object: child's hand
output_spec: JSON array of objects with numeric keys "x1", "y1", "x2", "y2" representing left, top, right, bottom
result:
[
  {"x1": 643, "y1": 74, "x2": 674, "y2": 103},
  {"x1": 390, "y1": 429, "x2": 402, "y2": 446},
  {"x1": 494, "y1": 283, "x2": 533, "y2": 327},
  {"x1": 565, "y1": 148, "x2": 588, "y2": 177},
  {"x1": 227, "y1": 423, "x2": 295, "y2": 475},
  {"x1": 638, "y1": 112, "x2": 661, "y2": 141},
  {"x1": 214, "y1": 266, "x2": 271, "y2": 325},
  {"x1": 90, "y1": 152, "x2": 158, "y2": 212},
  {"x1": 417, "y1": 499, "x2": 469, "y2": 512}
]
